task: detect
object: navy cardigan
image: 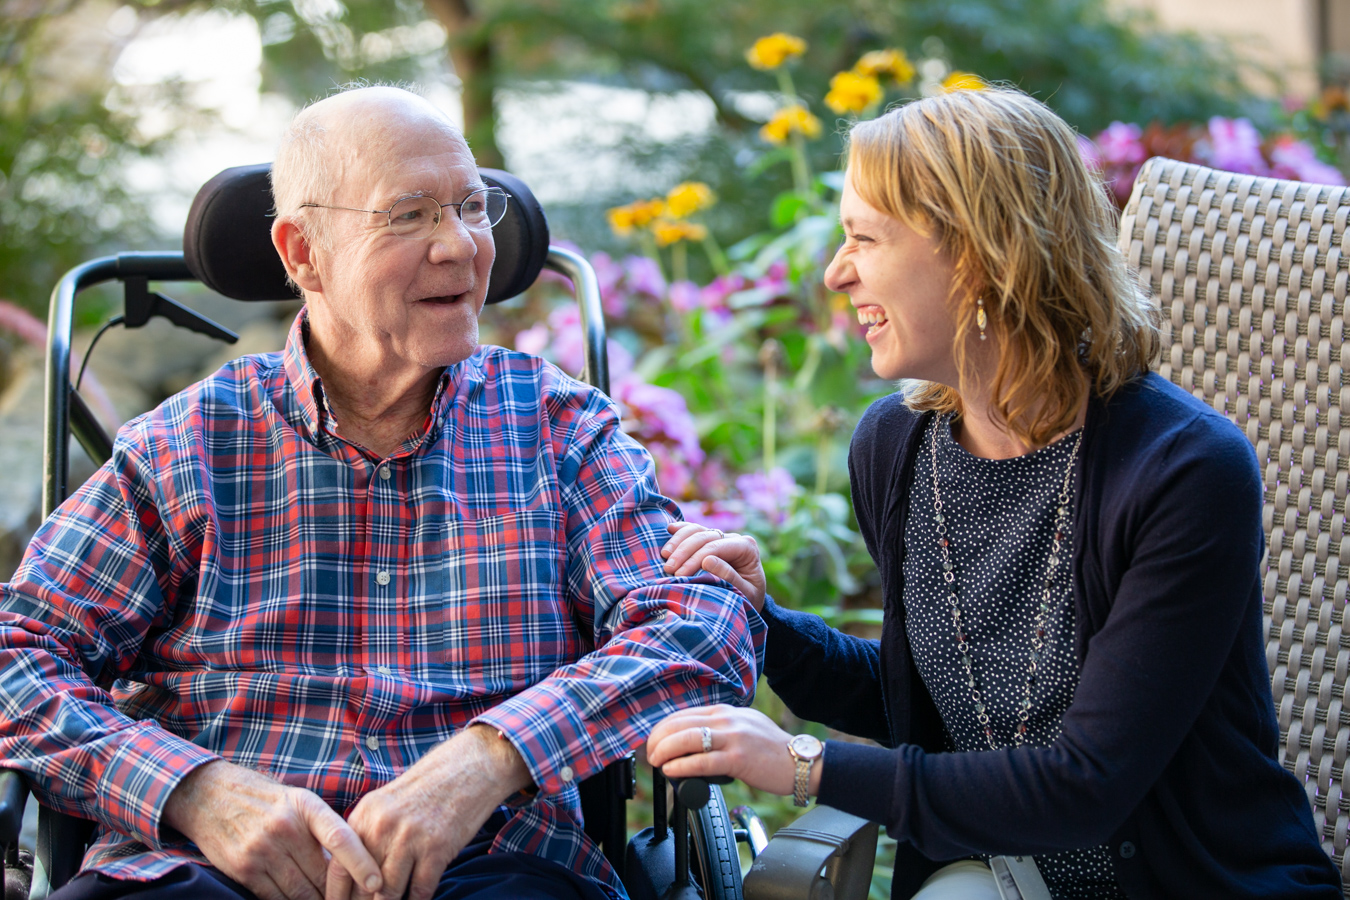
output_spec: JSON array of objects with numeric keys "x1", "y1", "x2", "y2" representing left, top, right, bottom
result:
[{"x1": 760, "y1": 374, "x2": 1342, "y2": 898}]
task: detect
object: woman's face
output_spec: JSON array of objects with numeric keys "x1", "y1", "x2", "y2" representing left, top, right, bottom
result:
[{"x1": 825, "y1": 173, "x2": 963, "y2": 385}]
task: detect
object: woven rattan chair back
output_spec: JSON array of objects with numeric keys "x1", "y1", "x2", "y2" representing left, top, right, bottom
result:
[{"x1": 1119, "y1": 156, "x2": 1350, "y2": 887}]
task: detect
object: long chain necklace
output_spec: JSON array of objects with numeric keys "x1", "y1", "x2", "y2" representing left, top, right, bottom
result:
[{"x1": 928, "y1": 416, "x2": 1083, "y2": 750}]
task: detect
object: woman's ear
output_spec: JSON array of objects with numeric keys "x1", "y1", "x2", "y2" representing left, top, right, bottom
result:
[{"x1": 271, "y1": 217, "x2": 322, "y2": 293}]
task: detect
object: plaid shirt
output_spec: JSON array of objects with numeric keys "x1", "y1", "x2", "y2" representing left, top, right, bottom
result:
[{"x1": 0, "y1": 312, "x2": 763, "y2": 896}]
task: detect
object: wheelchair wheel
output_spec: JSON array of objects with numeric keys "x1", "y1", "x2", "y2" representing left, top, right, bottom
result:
[{"x1": 688, "y1": 783, "x2": 743, "y2": 900}]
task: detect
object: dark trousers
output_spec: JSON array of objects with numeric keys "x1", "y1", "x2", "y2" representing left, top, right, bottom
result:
[{"x1": 48, "y1": 816, "x2": 611, "y2": 900}]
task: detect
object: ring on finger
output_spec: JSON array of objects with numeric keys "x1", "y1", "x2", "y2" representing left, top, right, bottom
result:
[
  {"x1": 701, "y1": 726, "x2": 713, "y2": 753},
  {"x1": 707, "y1": 529, "x2": 724, "y2": 539}
]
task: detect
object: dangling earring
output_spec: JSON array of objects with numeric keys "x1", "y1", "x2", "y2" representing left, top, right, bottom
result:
[{"x1": 976, "y1": 297, "x2": 988, "y2": 341}]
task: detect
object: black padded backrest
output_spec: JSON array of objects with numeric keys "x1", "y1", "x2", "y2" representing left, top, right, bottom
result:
[{"x1": 182, "y1": 163, "x2": 550, "y2": 305}]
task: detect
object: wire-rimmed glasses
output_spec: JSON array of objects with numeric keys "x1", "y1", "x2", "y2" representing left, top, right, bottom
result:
[{"x1": 298, "y1": 187, "x2": 509, "y2": 239}]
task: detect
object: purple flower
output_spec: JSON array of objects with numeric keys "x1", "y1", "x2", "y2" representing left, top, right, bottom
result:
[
  {"x1": 590, "y1": 251, "x2": 630, "y2": 317},
  {"x1": 734, "y1": 466, "x2": 801, "y2": 527},
  {"x1": 669, "y1": 280, "x2": 703, "y2": 314},
  {"x1": 649, "y1": 443, "x2": 695, "y2": 498},
  {"x1": 1094, "y1": 122, "x2": 1145, "y2": 167},
  {"x1": 546, "y1": 305, "x2": 586, "y2": 374},
  {"x1": 1269, "y1": 137, "x2": 1346, "y2": 185},
  {"x1": 1201, "y1": 117, "x2": 1268, "y2": 175},
  {"x1": 677, "y1": 500, "x2": 747, "y2": 534},
  {"x1": 625, "y1": 256, "x2": 667, "y2": 298},
  {"x1": 613, "y1": 375, "x2": 704, "y2": 465}
]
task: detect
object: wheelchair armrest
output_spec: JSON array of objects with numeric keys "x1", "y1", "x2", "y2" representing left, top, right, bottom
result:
[
  {"x1": 742, "y1": 805, "x2": 878, "y2": 900},
  {"x1": 0, "y1": 770, "x2": 27, "y2": 849}
]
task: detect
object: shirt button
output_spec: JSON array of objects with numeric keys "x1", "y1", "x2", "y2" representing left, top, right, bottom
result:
[
  {"x1": 379, "y1": 466, "x2": 391, "y2": 480},
  {"x1": 377, "y1": 665, "x2": 391, "y2": 675},
  {"x1": 365, "y1": 735, "x2": 379, "y2": 750},
  {"x1": 1119, "y1": 841, "x2": 1136, "y2": 859},
  {"x1": 559, "y1": 766, "x2": 574, "y2": 783},
  {"x1": 375, "y1": 570, "x2": 390, "y2": 586}
]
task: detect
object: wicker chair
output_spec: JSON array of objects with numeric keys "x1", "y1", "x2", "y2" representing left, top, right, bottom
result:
[{"x1": 1119, "y1": 157, "x2": 1350, "y2": 889}]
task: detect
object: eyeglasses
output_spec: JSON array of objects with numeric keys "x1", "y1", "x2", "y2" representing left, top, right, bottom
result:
[{"x1": 298, "y1": 187, "x2": 509, "y2": 239}]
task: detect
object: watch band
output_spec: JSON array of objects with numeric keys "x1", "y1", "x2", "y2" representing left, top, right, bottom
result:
[{"x1": 792, "y1": 756, "x2": 812, "y2": 807}]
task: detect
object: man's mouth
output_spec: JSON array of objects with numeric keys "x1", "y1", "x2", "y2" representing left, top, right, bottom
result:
[
  {"x1": 856, "y1": 305, "x2": 888, "y2": 337},
  {"x1": 420, "y1": 293, "x2": 466, "y2": 305}
]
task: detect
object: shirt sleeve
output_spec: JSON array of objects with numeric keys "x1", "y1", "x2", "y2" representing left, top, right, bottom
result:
[
  {"x1": 0, "y1": 429, "x2": 220, "y2": 848},
  {"x1": 473, "y1": 380, "x2": 765, "y2": 796}
]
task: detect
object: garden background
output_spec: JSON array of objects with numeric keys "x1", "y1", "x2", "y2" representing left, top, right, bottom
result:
[{"x1": 2, "y1": 1, "x2": 1348, "y2": 894}]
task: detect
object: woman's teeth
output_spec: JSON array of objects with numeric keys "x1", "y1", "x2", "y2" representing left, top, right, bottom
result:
[{"x1": 857, "y1": 308, "x2": 888, "y2": 332}]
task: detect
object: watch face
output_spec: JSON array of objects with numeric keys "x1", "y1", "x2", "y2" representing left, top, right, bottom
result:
[{"x1": 789, "y1": 733, "x2": 823, "y2": 759}]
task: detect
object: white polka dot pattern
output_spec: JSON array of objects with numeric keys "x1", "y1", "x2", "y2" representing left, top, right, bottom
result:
[
  {"x1": 903, "y1": 415, "x2": 1122, "y2": 897},
  {"x1": 1120, "y1": 157, "x2": 1350, "y2": 887}
]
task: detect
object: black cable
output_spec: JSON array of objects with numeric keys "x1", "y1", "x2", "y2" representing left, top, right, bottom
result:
[{"x1": 75, "y1": 315, "x2": 124, "y2": 391}]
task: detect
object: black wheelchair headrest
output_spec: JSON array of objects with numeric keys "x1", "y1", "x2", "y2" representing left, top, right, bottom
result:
[{"x1": 183, "y1": 163, "x2": 550, "y2": 305}]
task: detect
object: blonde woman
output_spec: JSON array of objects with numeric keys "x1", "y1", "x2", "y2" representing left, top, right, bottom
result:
[{"x1": 647, "y1": 89, "x2": 1342, "y2": 898}]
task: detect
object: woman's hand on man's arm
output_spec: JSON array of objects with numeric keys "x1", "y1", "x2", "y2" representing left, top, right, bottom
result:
[{"x1": 661, "y1": 522, "x2": 767, "y2": 612}]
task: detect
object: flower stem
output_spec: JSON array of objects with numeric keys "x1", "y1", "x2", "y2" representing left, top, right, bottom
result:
[
  {"x1": 789, "y1": 131, "x2": 812, "y2": 198},
  {"x1": 672, "y1": 240, "x2": 688, "y2": 284},
  {"x1": 700, "y1": 233, "x2": 730, "y2": 276},
  {"x1": 776, "y1": 69, "x2": 799, "y2": 103}
]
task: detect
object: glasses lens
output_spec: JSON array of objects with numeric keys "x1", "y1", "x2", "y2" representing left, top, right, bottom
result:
[
  {"x1": 387, "y1": 197, "x2": 441, "y2": 238},
  {"x1": 458, "y1": 189, "x2": 509, "y2": 229}
]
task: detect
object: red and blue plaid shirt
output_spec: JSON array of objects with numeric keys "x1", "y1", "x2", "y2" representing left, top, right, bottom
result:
[{"x1": 0, "y1": 312, "x2": 763, "y2": 896}]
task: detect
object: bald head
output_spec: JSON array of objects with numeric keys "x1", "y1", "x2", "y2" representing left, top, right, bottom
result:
[{"x1": 271, "y1": 86, "x2": 470, "y2": 250}]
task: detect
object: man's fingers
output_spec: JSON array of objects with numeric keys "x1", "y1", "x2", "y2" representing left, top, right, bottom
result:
[
  {"x1": 407, "y1": 861, "x2": 446, "y2": 900},
  {"x1": 374, "y1": 851, "x2": 416, "y2": 900},
  {"x1": 248, "y1": 871, "x2": 295, "y2": 900},
  {"x1": 270, "y1": 861, "x2": 324, "y2": 900},
  {"x1": 295, "y1": 796, "x2": 383, "y2": 895},
  {"x1": 326, "y1": 856, "x2": 356, "y2": 900}
]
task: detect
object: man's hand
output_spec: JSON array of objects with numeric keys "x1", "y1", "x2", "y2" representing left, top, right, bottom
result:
[
  {"x1": 163, "y1": 760, "x2": 382, "y2": 900},
  {"x1": 331, "y1": 724, "x2": 533, "y2": 900}
]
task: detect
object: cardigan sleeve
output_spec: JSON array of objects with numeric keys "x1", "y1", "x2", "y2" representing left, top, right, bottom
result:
[
  {"x1": 760, "y1": 395, "x2": 916, "y2": 746},
  {"x1": 817, "y1": 401, "x2": 1273, "y2": 857}
]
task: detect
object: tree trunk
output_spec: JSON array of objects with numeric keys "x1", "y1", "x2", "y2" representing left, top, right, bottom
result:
[{"x1": 423, "y1": 0, "x2": 503, "y2": 169}]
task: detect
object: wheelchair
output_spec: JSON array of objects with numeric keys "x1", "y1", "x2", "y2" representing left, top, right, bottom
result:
[{"x1": 0, "y1": 164, "x2": 877, "y2": 900}]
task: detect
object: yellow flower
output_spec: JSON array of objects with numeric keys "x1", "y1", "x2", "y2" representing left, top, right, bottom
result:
[
  {"x1": 607, "y1": 205, "x2": 637, "y2": 236},
  {"x1": 630, "y1": 198, "x2": 666, "y2": 228},
  {"x1": 746, "y1": 33, "x2": 806, "y2": 70},
  {"x1": 653, "y1": 220, "x2": 708, "y2": 247},
  {"x1": 942, "y1": 71, "x2": 986, "y2": 93},
  {"x1": 665, "y1": 182, "x2": 716, "y2": 219},
  {"x1": 854, "y1": 48, "x2": 915, "y2": 85},
  {"x1": 759, "y1": 104, "x2": 822, "y2": 145},
  {"x1": 824, "y1": 70, "x2": 884, "y2": 115}
]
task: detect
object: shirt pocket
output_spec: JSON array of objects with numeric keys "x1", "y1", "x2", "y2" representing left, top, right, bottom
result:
[{"x1": 439, "y1": 507, "x2": 574, "y2": 695}]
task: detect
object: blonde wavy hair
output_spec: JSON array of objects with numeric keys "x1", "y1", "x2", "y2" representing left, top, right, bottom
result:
[{"x1": 846, "y1": 87, "x2": 1159, "y2": 446}]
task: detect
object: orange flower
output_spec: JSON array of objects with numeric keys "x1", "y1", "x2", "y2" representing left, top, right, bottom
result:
[
  {"x1": 759, "y1": 104, "x2": 822, "y2": 145},
  {"x1": 854, "y1": 48, "x2": 915, "y2": 85},
  {"x1": 607, "y1": 205, "x2": 637, "y2": 236},
  {"x1": 746, "y1": 33, "x2": 806, "y2": 70},
  {"x1": 825, "y1": 70, "x2": 883, "y2": 115},
  {"x1": 941, "y1": 71, "x2": 986, "y2": 93},
  {"x1": 665, "y1": 182, "x2": 716, "y2": 218},
  {"x1": 653, "y1": 220, "x2": 709, "y2": 247}
]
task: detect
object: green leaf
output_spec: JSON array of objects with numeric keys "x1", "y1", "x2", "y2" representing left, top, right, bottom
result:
[{"x1": 770, "y1": 192, "x2": 810, "y2": 228}]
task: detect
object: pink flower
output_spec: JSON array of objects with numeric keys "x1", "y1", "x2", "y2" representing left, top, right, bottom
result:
[
  {"x1": 1095, "y1": 122, "x2": 1145, "y2": 167},
  {"x1": 735, "y1": 466, "x2": 801, "y2": 527},
  {"x1": 1077, "y1": 134, "x2": 1102, "y2": 172},
  {"x1": 541, "y1": 305, "x2": 633, "y2": 379},
  {"x1": 514, "y1": 322, "x2": 550, "y2": 355},
  {"x1": 649, "y1": 443, "x2": 695, "y2": 498},
  {"x1": 1268, "y1": 137, "x2": 1346, "y2": 185},
  {"x1": 700, "y1": 274, "x2": 747, "y2": 311},
  {"x1": 625, "y1": 256, "x2": 667, "y2": 299},
  {"x1": 1201, "y1": 117, "x2": 1268, "y2": 175},
  {"x1": 669, "y1": 280, "x2": 703, "y2": 314},
  {"x1": 590, "y1": 251, "x2": 630, "y2": 317}
]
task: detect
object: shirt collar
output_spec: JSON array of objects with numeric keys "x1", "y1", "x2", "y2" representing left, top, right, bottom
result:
[{"x1": 281, "y1": 308, "x2": 467, "y2": 452}]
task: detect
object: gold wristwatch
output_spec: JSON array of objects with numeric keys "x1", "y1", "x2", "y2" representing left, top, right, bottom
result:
[{"x1": 786, "y1": 733, "x2": 824, "y2": 807}]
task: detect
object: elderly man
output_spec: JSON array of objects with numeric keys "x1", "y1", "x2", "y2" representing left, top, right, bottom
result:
[{"x1": 0, "y1": 86, "x2": 761, "y2": 900}]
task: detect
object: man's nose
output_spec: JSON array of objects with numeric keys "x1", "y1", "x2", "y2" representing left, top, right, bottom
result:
[{"x1": 426, "y1": 216, "x2": 479, "y2": 262}]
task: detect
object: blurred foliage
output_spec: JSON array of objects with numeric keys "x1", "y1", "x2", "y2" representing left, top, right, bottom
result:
[{"x1": 0, "y1": 1, "x2": 161, "y2": 318}]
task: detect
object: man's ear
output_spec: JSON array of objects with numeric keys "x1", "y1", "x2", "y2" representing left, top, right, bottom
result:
[{"x1": 272, "y1": 217, "x2": 323, "y2": 293}]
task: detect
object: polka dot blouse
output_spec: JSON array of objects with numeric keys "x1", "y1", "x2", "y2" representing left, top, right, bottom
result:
[{"x1": 902, "y1": 414, "x2": 1123, "y2": 899}]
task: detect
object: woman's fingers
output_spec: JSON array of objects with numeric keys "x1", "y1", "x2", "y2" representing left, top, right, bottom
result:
[{"x1": 662, "y1": 525, "x2": 726, "y2": 575}]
